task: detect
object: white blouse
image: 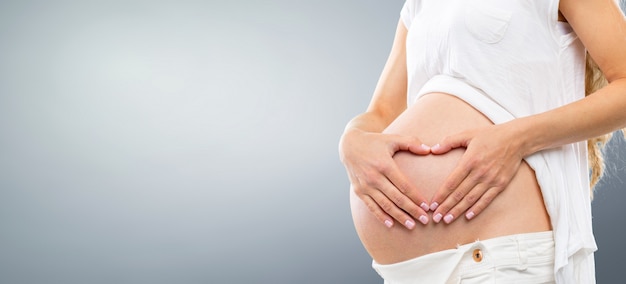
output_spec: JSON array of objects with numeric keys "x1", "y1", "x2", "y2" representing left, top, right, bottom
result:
[{"x1": 400, "y1": 0, "x2": 597, "y2": 282}]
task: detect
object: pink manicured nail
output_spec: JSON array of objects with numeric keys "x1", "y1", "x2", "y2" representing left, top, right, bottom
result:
[
  {"x1": 430, "y1": 202, "x2": 439, "y2": 211},
  {"x1": 418, "y1": 215, "x2": 429, "y2": 225},
  {"x1": 405, "y1": 219, "x2": 415, "y2": 229},
  {"x1": 433, "y1": 213, "x2": 443, "y2": 223},
  {"x1": 432, "y1": 144, "x2": 441, "y2": 151},
  {"x1": 421, "y1": 144, "x2": 430, "y2": 151},
  {"x1": 444, "y1": 214, "x2": 454, "y2": 224},
  {"x1": 384, "y1": 220, "x2": 393, "y2": 228},
  {"x1": 420, "y1": 202, "x2": 430, "y2": 212},
  {"x1": 466, "y1": 211, "x2": 475, "y2": 220}
]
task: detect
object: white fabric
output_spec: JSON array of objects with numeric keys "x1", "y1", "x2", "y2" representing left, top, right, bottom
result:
[
  {"x1": 399, "y1": 0, "x2": 597, "y2": 283},
  {"x1": 373, "y1": 231, "x2": 555, "y2": 284}
]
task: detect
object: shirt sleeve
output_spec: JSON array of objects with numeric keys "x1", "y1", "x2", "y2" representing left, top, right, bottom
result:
[{"x1": 400, "y1": 0, "x2": 418, "y2": 29}]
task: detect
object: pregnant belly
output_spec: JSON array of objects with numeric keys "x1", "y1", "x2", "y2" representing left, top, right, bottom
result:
[{"x1": 350, "y1": 93, "x2": 551, "y2": 264}]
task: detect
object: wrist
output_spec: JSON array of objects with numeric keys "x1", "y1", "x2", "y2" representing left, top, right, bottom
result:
[
  {"x1": 339, "y1": 127, "x2": 367, "y2": 160},
  {"x1": 507, "y1": 117, "x2": 544, "y2": 158}
]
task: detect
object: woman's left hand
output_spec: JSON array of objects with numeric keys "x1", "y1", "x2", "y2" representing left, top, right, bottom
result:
[{"x1": 428, "y1": 123, "x2": 527, "y2": 224}]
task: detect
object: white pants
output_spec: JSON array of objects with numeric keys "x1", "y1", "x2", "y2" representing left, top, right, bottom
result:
[{"x1": 372, "y1": 231, "x2": 555, "y2": 284}]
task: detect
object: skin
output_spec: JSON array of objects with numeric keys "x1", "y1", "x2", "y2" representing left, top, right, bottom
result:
[
  {"x1": 339, "y1": 0, "x2": 626, "y2": 229},
  {"x1": 339, "y1": 20, "x2": 429, "y2": 230},
  {"x1": 429, "y1": 0, "x2": 626, "y2": 224},
  {"x1": 350, "y1": 93, "x2": 551, "y2": 264}
]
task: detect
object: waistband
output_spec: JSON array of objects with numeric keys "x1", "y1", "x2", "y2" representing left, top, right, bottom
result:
[{"x1": 372, "y1": 231, "x2": 554, "y2": 283}]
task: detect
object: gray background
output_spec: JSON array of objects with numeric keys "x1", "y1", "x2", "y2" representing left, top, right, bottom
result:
[{"x1": 0, "y1": 0, "x2": 624, "y2": 283}]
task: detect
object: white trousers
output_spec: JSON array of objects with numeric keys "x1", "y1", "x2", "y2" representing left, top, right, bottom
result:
[{"x1": 372, "y1": 231, "x2": 555, "y2": 284}]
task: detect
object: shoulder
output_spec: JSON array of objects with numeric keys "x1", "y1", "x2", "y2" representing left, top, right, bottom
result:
[{"x1": 400, "y1": 0, "x2": 422, "y2": 28}]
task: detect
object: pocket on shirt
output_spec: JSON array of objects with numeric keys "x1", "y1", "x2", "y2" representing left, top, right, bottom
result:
[{"x1": 464, "y1": 5, "x2": 512, "y2": 44}]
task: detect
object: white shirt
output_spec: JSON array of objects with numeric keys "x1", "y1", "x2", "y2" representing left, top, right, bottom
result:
[{"x1": 400, "y1": 0, "x2": 597, "y2": 282}]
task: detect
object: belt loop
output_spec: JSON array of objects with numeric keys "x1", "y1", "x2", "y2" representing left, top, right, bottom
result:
[{"x1": 517, "y1": 237, "x2": 528, "y2": 270}]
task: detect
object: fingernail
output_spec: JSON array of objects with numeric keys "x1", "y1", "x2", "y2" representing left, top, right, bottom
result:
[
  {"x1": 444, "y1": 214, "x2": 454, "y2": 224},
  {"x1": 418, "y1": 215, "x2": 429, "y2": 225},
  {"x1": 421, "y1": 144, "x2": 430, "y2": 151},
  {"x1": 420, "y1": 202, "x2": 430, "y2": 211},
  {"x1": 433, "y1": 213, "x2": 442, "y2": 223},
  {"x1": 405, "y1": 219, "x2": 415, "y2": 229},
  {"x1": 466, "y1": 211, "x2": 475, "y2": 220},
  {"x1": 432, "y1": 144, "x2": 441, "y2": 151},
  {"x1": 384, "y1": 220, "x2": 393, "y2": 228},
  {"x1": 430, "y1": 202, "x2": 439, "y2": 211}
]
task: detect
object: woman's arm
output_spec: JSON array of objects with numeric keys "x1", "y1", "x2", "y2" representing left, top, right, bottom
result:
[
  {"x1": 428, "y1": 0, "x2": 626, "y2": 224},
  {"x1": 339, "y1": 20, "x2": 431, "y2": 229}
]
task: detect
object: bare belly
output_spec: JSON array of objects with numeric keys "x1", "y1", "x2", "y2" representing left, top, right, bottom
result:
[{"x1": 350, "y1": 93, "x2": 551, "y2": 264}]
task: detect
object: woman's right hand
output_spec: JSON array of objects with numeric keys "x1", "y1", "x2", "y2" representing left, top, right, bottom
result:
[{"x1": 339, "y1": 128, "x2": 432, "y2": 229}]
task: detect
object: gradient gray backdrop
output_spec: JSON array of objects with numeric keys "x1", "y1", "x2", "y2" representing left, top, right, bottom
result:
[{"x1": 0, "y1": 0, "x2": 624, "y2": 283}]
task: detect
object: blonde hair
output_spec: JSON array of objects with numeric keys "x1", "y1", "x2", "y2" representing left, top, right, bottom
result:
[{"x1": 585, "y1": 53, "x2": 626, "y2": 197}]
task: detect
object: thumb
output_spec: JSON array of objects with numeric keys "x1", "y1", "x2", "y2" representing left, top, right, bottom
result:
[
  {"x1": 431, "y1": 131, "x2": 473, "y2": 155},
  {"x1": 390, "y1": 135, "x2": 431, "y2": 155}
]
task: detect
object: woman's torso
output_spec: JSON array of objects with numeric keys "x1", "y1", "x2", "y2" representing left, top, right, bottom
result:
[{"x1": 350, "y1": 93, "x2": 551, "y2": 264}]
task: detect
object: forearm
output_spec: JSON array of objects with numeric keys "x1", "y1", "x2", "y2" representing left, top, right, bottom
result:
[
  {"x1": 517, "y1": 78, "x2": 626, "y2": 156},
  {"x1": 341, "y1": 20, "x2": 409, "y2": 139},
  {"x1": 343, "y1": 111, "x2": 395, "y2": 135},
  {"x1": 339, "y1": 111, "x2": 395, "y2": 163}
]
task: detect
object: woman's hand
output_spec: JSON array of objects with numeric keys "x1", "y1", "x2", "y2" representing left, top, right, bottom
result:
[
  {"x1": 428, "y1": 123, "x2": 526, "y2": 224},
  {"x1": 339, "y1": 128, "x2": 432, "y2": 229}
]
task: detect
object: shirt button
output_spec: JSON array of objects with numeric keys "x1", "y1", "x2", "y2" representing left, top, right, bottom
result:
[{"x1": 472, "y1": 249, "x2": 483, "y2": 262}]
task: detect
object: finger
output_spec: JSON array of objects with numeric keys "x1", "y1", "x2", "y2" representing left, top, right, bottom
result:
[
  {"x1": 351, "y1": 166, "x2": 426, "y2": 228},
  {"x1": 465, "y1": 186, "x2": 505, "y2": 220},
  {"x1": 359, "y1": 193, "x2": 395, "y2": 228},
  {"x1": 376, "y1": 177, "x2": 430, "y2": 227},
  {"x1": 431, "y1": 179, "x2": 472, "y2": 224},
  {"x1": 390, "y1": 135, "x2": 431, "y2": 155},
  {"x1": 384, "y1": 162, "x2": 431, "y2": 214},
  {"x1": 369, "y1": 188, "x2": 421, "y2": 229},
  {"x1": 431, "y1": 160, "x2": 481, "y2": 223},
  {"x1": 431, "y1": 132, "x2": 472, "y2": 155},
  {"x1": 353, "y1": 168, "x2": 427, "y2": 228},
  {"x1": 350, "y1": 177, "x2": 399, "y2": 228},
  {"x1": 429, "y1": 158, "x2": 472, "y2": 214},
  {"x1": 408, "y1": 143, "x2": 431, "y2": 155},
  {"x1": 439, "y1": 182, "x2": 490, "y2": 224}
]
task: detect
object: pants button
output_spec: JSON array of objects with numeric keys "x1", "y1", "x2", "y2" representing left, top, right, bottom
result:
[{"x1": 472, "y1": 249, "x2": 483, "y2": 262}]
